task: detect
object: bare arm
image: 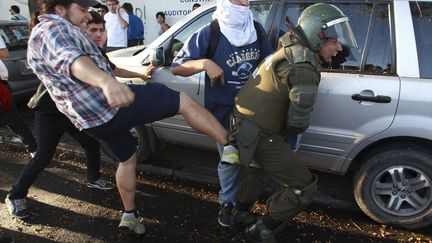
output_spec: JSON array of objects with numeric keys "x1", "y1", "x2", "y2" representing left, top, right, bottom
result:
[
  {"x1": 116, "y1": 6, "x2": 128, "y2": 29},
  {"x1": 0, "y1": 48, "x2": 9, "y2": 59},
  {"x1": 71, "y1": 56, "x2": 134, "y2": 108},
  {"x1": 115, "y1": 64, "x2": 154, "y2": 80},
  {"x1": 171, "y1": 59, "x2": 224, "y2": 86}
]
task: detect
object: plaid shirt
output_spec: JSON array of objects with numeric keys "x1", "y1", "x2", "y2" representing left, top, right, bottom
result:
[{"x1": 27, "y1": 14, "x2": 118, "y2": 130}]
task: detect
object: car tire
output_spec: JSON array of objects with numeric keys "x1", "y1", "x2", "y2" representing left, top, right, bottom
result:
[
  {"x1": 353, "y1": 143, "x2": 432, "y2": 229},
  {"x1": 131, "y1": 125, "x2": 152, "y2": 163}
]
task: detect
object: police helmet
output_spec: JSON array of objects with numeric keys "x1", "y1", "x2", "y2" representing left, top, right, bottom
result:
[{"x1": 296, "y1": 3, "x2": 358, "y2": 52}]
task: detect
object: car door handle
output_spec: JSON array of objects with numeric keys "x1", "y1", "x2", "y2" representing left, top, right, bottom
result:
[{"x1": 351, "y1": 94, "x2": 391, "y2": 103}]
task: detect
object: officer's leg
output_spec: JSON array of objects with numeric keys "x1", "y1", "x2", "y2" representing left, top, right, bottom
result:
[
  {"x1": 236, "y1": 166, "x2": 268, "y2": 208},
  {"x1": 245, "y1": 134, "x2": 318, "y2": 242},
  {"x1": 234, "y1": 158, "x2": 271, "y2": 228}
]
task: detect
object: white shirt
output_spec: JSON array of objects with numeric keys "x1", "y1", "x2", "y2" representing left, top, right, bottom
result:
[
  {"x1": 104, "y1": 11, "x2": 129, "y2": 47},
  {"x1": 0, "y1": 36, "x2": 8, "y2": 80}
]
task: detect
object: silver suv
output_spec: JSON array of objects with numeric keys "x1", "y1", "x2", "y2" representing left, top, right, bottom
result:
[{"x1": 108, "y1": 0, "x2": 432, "y2": 229}]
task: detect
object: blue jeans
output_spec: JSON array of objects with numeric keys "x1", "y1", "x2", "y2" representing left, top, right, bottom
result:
[{"x1": 217, "y1": 133, "x2": 302, "y2": 205}]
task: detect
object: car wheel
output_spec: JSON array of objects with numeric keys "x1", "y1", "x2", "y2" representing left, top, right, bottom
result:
[
  {"x1": 130, "y1": 126, "x2": 152, "y2": 163},
  {"x1": 354, "y1": 144, "x2": 432, "y2": 229}
]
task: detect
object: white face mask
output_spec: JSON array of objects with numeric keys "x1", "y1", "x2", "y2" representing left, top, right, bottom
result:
[
  {"x1": 220, "y1": 1, "x2": 250, "y2": 28},
  {"x1": 213, "y1": 0, "x2": 257, "y2": 47}
]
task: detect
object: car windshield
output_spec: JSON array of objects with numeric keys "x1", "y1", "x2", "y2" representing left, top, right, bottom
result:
[{"x1": 0, "y1": 23, "x2": 29, "y2": 51}]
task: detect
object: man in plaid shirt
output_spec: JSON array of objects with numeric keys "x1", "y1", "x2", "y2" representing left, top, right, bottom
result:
[{"x1": 25, "y1": 0, "x2": 235, "y2": 235}]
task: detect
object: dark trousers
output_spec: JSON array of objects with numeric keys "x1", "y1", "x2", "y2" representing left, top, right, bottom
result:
[
  {"x1": 106, "y1": 46, "x2": 125, "y2": 52},
  {"x1": 0, "y1": 98, "x2": 36, "y2": 153},
  {"x1": 236, "y1": 133, "x2": 316, "y2": 221},
  {"x1": 9, "y1": 109, "x2": 101, "y2": 199},
  {"x1": 127, "y1": 40, "x2": 144, "y2": 47}
]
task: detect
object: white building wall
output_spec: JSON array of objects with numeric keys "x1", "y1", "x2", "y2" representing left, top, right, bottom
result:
[
  {"x1": 128, "y1": 0, "x2": 215, "y2": 44},
  {"x1": 0, "y1": 0, "x2": 215, "y2": 44},
  {"x1": 0, "y1": 0, "x2": 30, "y2": 21}
]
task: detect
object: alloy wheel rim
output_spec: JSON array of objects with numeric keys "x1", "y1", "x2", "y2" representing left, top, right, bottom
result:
[{"x1": 371, "y1": 165, "x2": 432, "y2": 217}]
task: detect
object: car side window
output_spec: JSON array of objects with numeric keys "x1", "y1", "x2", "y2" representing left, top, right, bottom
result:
[
  {"x1": 358, "y1": 4, "x2": 392, "y2": 75},
  {"x1": 0, "y1": 25, "x2": 29, "y2": 51},
  {"x1": 410, "y1": 2, "x2": 432, "y2": 79},
  {"x1": 250, "y1": 3, "x2": 272, "y2": 27},
  {"x1": 167, "y1": 11, "x2": 213, "y2": 64},
  {"x1": 280, "y1": 3, "x2": 391, "y2": 75}
]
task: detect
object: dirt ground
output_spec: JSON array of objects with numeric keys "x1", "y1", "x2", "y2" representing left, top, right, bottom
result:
[{"x1": 1, "y1": 145, "x2": 431, "y2": 243}]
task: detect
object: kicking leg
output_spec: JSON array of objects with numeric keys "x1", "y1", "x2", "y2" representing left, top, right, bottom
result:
[
  {"x1": 178, "y1": 92, "x2": 228, "y2": 145},
  {"x1": 116, "y1": 153, "x2": 137, "y2": 211}
]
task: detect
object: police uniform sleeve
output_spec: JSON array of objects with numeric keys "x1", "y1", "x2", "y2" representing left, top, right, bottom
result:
[{"x1": 277, "y1": 62, "x2": 320, "y2": 134}]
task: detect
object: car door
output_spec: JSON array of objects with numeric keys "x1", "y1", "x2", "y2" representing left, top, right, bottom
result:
[
  {"x1": 151, "y1": 2, "x2": 275, "y2": 149},
  {"x1": 148, "y1": 8, "x2": 215, "y2": 149},
  {"x1": 276, "y1": 1, "x2": 399, "y2": 173}
]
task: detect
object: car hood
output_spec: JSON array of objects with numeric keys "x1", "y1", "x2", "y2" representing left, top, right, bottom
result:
[{"x1": 107, "y1": 45, "x2": 148, "y2": 58}]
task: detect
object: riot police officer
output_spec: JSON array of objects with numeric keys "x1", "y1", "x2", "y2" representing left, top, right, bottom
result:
[{"x1": 231, "y1": 3, "x2": 358, "y2": 242}]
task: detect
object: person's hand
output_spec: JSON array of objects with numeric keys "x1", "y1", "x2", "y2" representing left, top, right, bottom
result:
[
  {"x1": 141, "y1": 64, "x2": 155, "y2": 80},
  {"x1": 116, "y1": 5, "x2": 122, "y2": 14},
  {"x1": 101, "y1": 80, "x2": 135, "y2": 108},
  {"x1": 204, "y1": 59, "x2": 224, "y2": 87}
]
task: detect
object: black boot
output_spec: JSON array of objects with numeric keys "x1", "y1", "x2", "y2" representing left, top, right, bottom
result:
[
  {"x1": 232, "y1": 208, "x2": 256, "y2": 230},
  {"x1": 245, "y1": 217, "x2": 276, "y2": 243}
]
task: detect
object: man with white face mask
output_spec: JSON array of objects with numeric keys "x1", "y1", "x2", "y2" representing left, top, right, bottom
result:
[{"x1": 171, "y1": 0, "x2": 273, "y2": 227}]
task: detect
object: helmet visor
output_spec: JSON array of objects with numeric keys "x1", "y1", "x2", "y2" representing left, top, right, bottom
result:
[{"x1": 322, "y1": 17, "x2": 358, "y2": 49}]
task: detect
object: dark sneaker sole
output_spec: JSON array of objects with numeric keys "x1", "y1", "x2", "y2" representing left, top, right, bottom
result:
[{"x1": 118, "y1": 226, "x2": 145, "y2": 236}]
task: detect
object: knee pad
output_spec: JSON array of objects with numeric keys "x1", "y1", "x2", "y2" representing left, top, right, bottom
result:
[
  {"x1": 288, "y1": 174, "x2": 318, "y2": 207},
  {"x1": 293, "y1": 175, "x2": 318, "y2": 206}
]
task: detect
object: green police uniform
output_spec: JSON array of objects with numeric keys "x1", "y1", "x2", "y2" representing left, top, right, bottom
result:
[
  {"x1": 231, "y1": 4, "x2": 358, "y2": 242},
  {"x1": 233, "y1": 32, "x2": 319, "y2": 222}
]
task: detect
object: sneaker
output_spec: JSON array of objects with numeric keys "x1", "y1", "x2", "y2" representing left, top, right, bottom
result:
[
  {"x1": 86, "y1": 178, "x2": 114, "y2": 190},
  {"x1": 218, "y1": 202, "x2": 234, "y2": 227},
  {"x1": 118, "y1": 211, "x2": 146, "y2": 235},
  {"x1": 5, "y1": 195, "x2": 29, "y2": 219},
  {"x1": 221, "y1": 145, "x2": 240, "y2": 165}
]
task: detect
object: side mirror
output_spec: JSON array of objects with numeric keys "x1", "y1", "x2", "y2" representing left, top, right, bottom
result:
[{"x1": 149, "y1": 47, "x2": 165, "y2": 67}]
